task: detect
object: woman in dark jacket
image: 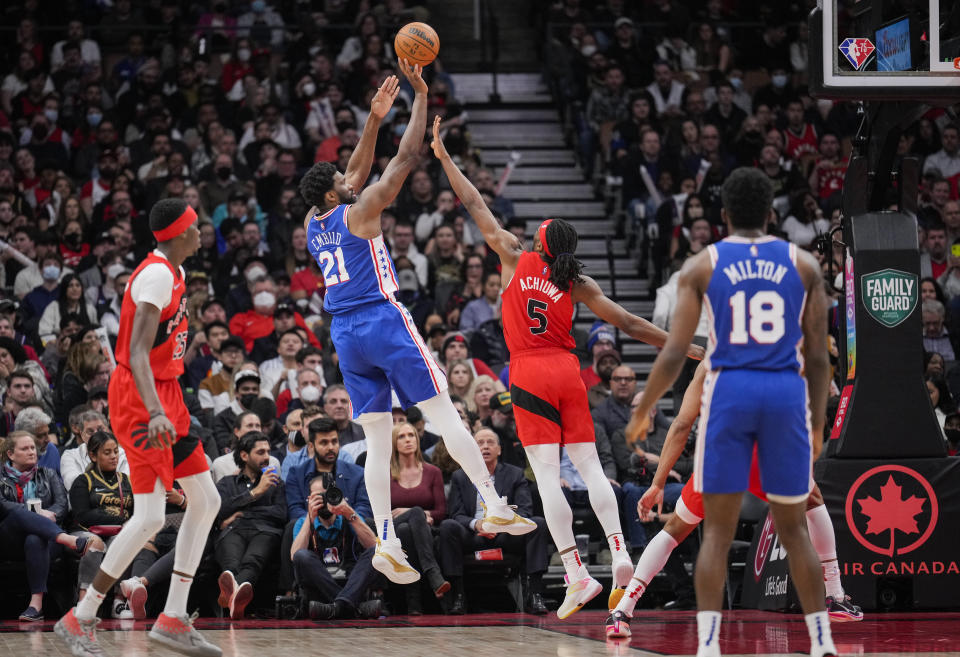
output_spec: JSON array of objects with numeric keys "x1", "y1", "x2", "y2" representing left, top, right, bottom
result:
[
  {"x1": 69, "y1": 431, "x2": 136, "y2": 618},
  {"x1": 0, "y1": 431, "x2": 88, "y2": 621}
]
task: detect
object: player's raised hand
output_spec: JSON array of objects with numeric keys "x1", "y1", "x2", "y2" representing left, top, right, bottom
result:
[
  {"x1": 370, "y1": 75, "x2": 400, "y2": 119},
  {"x1": 638, "y1": 485, "x2": 663, "y2": 522},
  {"x1": 398, "y1": 57, "x2": 427, "y2": 94},
  {"x1": 147, "y1": 413, "x2": 175, "y2": 449},
  {"x1": 430, "y1": 115, "x2": 449, "y2": 160}
]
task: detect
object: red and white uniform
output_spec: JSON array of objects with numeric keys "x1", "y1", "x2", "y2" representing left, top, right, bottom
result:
[
  {"x1": 676, "y1": 444, "x2": 766, "y2": 524},
  {"x1": 503, "y1": 251, "x2": 593, "y2": 446},
  {"x1": 783, "y1": 124, "x2": 819, "y2": 162},
  {"x1": 109, "y1": 250, "x2": 207, "y2": 493}
]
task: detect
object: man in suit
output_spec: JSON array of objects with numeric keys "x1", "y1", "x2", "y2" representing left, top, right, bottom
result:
[
  {"x1": 437, "y1": 428, "x2": 549, "y2": 615},
  {"x1": 285, "y1": 416, "x2": 371, "y2": 522}
]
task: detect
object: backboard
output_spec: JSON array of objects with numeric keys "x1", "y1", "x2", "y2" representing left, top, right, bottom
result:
[{"x1": 810, "y1": 0, "x2": 960, "y2": 104}]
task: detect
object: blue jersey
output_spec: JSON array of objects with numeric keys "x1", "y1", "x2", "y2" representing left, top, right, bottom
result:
[
  {"x1": 704, "y1": 236, "x2": 806, "y2": 372},
  {"x1": 306, "y1": 204, "x2": 398, "y2": 315}
]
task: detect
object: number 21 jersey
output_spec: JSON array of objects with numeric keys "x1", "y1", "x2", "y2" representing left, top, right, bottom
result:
[
  {"x1": 704, "y1": 236, "x2": 806, "y2": 372},
  {"x1": 307, "y1": 204, "x2": 399, "y2": 314},
  {"x1": 503, "y1": 251, "x2": 575, "y2": 354}
]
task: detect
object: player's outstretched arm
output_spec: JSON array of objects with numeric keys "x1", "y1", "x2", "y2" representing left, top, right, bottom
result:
[
  {"x1": 344, "y1": 75, "x2": 400, "y2": 191},
  {"x1": 129, "y1": 303, "x2": 175, "y2": 449},
  {"x1": 349, "y1": 59, "x2": 428, "y2": 238},
  {"x1": 627, "y1": 252, "x2": 711, "y2": 442},
  {"x1": 649, "y1": 362, "x2": 705, "y2": 487},
  {"x1": 431, "y1": 115, "x2": 521, "y2": 267},
  {"x1": 572, "y1": 275, "x2": 705, "y2": 358},
  {"x1": 797, "y1": 249, "x2": 831, "y2": 457}
]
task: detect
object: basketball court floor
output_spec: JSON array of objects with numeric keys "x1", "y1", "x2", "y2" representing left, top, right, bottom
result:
[{"x1": 3, "y1": 611, "x2": 959, "y2": 656}]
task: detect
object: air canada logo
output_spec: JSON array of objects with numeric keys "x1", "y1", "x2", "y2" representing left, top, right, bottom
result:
[{"x1": 845, "y1": 465, "x2": 938, "y2": 557}]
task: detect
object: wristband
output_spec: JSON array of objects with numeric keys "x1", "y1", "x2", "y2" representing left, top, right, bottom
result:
[
  {"x1": 348, "y1": 513, "x2": 359, "y2": 522},
  {"x1": 149, "y1": 411, "x2": 165, "y2": 419}
]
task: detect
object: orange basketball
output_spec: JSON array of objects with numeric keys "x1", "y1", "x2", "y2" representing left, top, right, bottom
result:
[{"x1": 394, "y1": 22, "x2": 440, "y2": 67}]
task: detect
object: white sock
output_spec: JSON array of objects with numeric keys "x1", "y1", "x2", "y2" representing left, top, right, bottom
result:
[
  {"x1": 75, "y1": 586, "x2": 106, "y2": 621},
  {"x1": 617, "y1": 531, "x2": 679, "y2": 615},
  {"x1": 607, "y1": 532, "x2": 629, "y2": 562},
  {"x1": 164, "y1": 573, "x2": 193, "y2": 616},
  {"x1": 475, "y1": 476, "x2": 505, "y2": 510},
  {"x1": 357, "y1": 412, "x2": 396, "y2": 520},
  {"x1": 805, "y1": 611, "x2": 836, "y2": 657},
  {"x1": 617, "y1": 577, "x2": 647, "y2": 616},
  {"x1": 374, "y1": 514, "x2": 397, "y2": 542},
  {"x1": 559, "y1": 547, "x2": 585, "y2": 582},
  {"x1": 696, "y1": 611, "x2": 723, "y2": 657},
  {"x1": 806, "y1": 505, "x2": 844, "y2": 599}
]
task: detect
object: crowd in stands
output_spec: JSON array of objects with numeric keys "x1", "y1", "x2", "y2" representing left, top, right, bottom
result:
[
  {"x1": 540, "y1": 0, "x2": 960, "y2": 453},
  {"x1": 0, "y1": 0, "x2": 958, "y2": 622}
]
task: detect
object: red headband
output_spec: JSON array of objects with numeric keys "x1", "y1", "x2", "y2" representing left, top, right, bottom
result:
[
  {"x1": 538, "y1": 219, "x2": 554, "y2": 258},
  {"x1": 153, "y1": 205, "x2": 197, "y2": 242}
]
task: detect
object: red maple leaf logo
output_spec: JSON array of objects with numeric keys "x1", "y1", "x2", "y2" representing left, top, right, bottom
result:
[{"x1": 857, "y1": 476, "x2": 926, "y2": 557}]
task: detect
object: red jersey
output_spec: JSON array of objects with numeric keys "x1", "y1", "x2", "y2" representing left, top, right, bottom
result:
[
  {"x1": 813, "y1": 156, "x2": 849, "y2": 200},
  {"x1": 115, "y1": 253, "x2": 189, "y2": 380},
  {"x1": 783, "y1": 124, "x2": 818, "y2": 161},
  {"x1": 502, "y1": 251, "x2": 575, "y2": 355}
]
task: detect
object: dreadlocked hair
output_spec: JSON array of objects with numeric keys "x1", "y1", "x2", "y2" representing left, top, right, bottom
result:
[
  {"x1": 543, "y1": 218, "x2": 584, "y2": 290},
  {"x1": 299, "y1": 161, "x2": 338, "y2": 208}
]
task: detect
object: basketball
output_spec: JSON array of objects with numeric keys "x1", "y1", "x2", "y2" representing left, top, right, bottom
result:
[{"x1": 394, "y1": 22, "x2": 440, "y2": 67}]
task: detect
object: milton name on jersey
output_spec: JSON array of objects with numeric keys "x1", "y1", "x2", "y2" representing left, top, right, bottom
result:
[{"x1": 719, "y1": 258, "x2": 790, "y2": 286}]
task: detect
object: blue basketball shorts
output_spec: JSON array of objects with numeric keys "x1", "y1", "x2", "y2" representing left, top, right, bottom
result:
[
  {"x1": 694, "y1": 368, "x2": 813, "y2": 504},
  {"x1": 330, "y1": 299, "x2": 447, "y2": 417}
]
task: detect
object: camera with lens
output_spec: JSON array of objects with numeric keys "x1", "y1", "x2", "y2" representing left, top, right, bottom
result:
[
  {"x1": 316, "y1": 472, "x2": 343, "y2": 520},
  {"x1": 274, "y1": 594, "x2": 302, "y2": 620}
]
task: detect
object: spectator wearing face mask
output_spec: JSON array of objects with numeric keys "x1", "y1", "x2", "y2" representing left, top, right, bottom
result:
[
  {"x1": 273, "y1": 347, "x2": 326, "y2": 416},
  {"x1": 213, "y1": 369, "x2": 263, "y2": 455},
  {"x1": 21, "y1": 253, "x2": 67, "y2": 321},
  {"x1": 228, "y1": 277, "x2": 320, "y2": 352}
]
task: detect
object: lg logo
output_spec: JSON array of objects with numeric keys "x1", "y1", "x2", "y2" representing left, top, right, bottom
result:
[{"x1": 753, "y1": 514, "x2": 788, "y2": 581}]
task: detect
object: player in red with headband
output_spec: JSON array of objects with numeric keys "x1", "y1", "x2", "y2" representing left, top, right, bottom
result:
[
  {"x1": 431, "y1": 117, "x2": 704, "y2": 619},
  {"x1": 56, "y1": 199, "x2": 222, "y2": 657}
]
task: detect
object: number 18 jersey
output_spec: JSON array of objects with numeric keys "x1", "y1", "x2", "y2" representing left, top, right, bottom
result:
[
  {"x1": 503, "y1": 251, "x2": 575, "y2": 355},
  {"x1": 306, "y1": 204, "x2": 399, "y2": 315},
  {"x1": 704, "y1": 236, "x2": 806, "y2": 372}
]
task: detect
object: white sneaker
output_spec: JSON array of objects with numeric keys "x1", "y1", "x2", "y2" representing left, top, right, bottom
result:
[
  {"x1": 111, "y1": 599, "x2": 133, "y2": 620},
  {"x1": 217, "y1": 571, "x2": 237, "y2": 609},
  {"x1": 119, "y1": 578, "x2": 147, "y2": 619},
  {"x1": 372, "y1": 538, "x2": 420, "y2": 584},
  {"x1": 557, "y1": 570, "x2": 603, "y2": 619},
  {"x1": 480, "y1": 498, "x2": 537, "y2": 536}
]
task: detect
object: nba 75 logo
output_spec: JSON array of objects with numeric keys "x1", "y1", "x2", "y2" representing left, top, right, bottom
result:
[
  {"x1": 839, "y1": 38, "x2": 876, "y2": 71},
  {"x1": 845, "y1": 465, "x2": 938, "y2": 557}
]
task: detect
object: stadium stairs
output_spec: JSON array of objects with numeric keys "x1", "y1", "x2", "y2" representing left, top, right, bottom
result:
[{"x1": 449, "y1": 72, "x2": 674, "y2": 414}]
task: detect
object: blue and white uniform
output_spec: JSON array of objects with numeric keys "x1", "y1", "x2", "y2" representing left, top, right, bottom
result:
[
  {"x1": 696, "y1": 236, "x2": 812, "y2": 503},
  {"x1": 307, "y1": 204, "x2": 446, "y2": 416}
]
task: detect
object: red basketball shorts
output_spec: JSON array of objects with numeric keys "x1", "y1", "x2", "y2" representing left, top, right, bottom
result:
[
  {"x1": 108, "y1": 365, "x2": 208, "y2": 494},
  {"x1": 676, "y1": 449, "x2": 767, "y2": 524},
  {"x1": 509, "y1": 350, "x2": 595, "y2": 447}
]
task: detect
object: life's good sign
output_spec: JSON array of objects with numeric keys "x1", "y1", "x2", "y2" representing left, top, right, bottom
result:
[{"x1": 861, "y1": 269, "x2": 917, "y2": 328}]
